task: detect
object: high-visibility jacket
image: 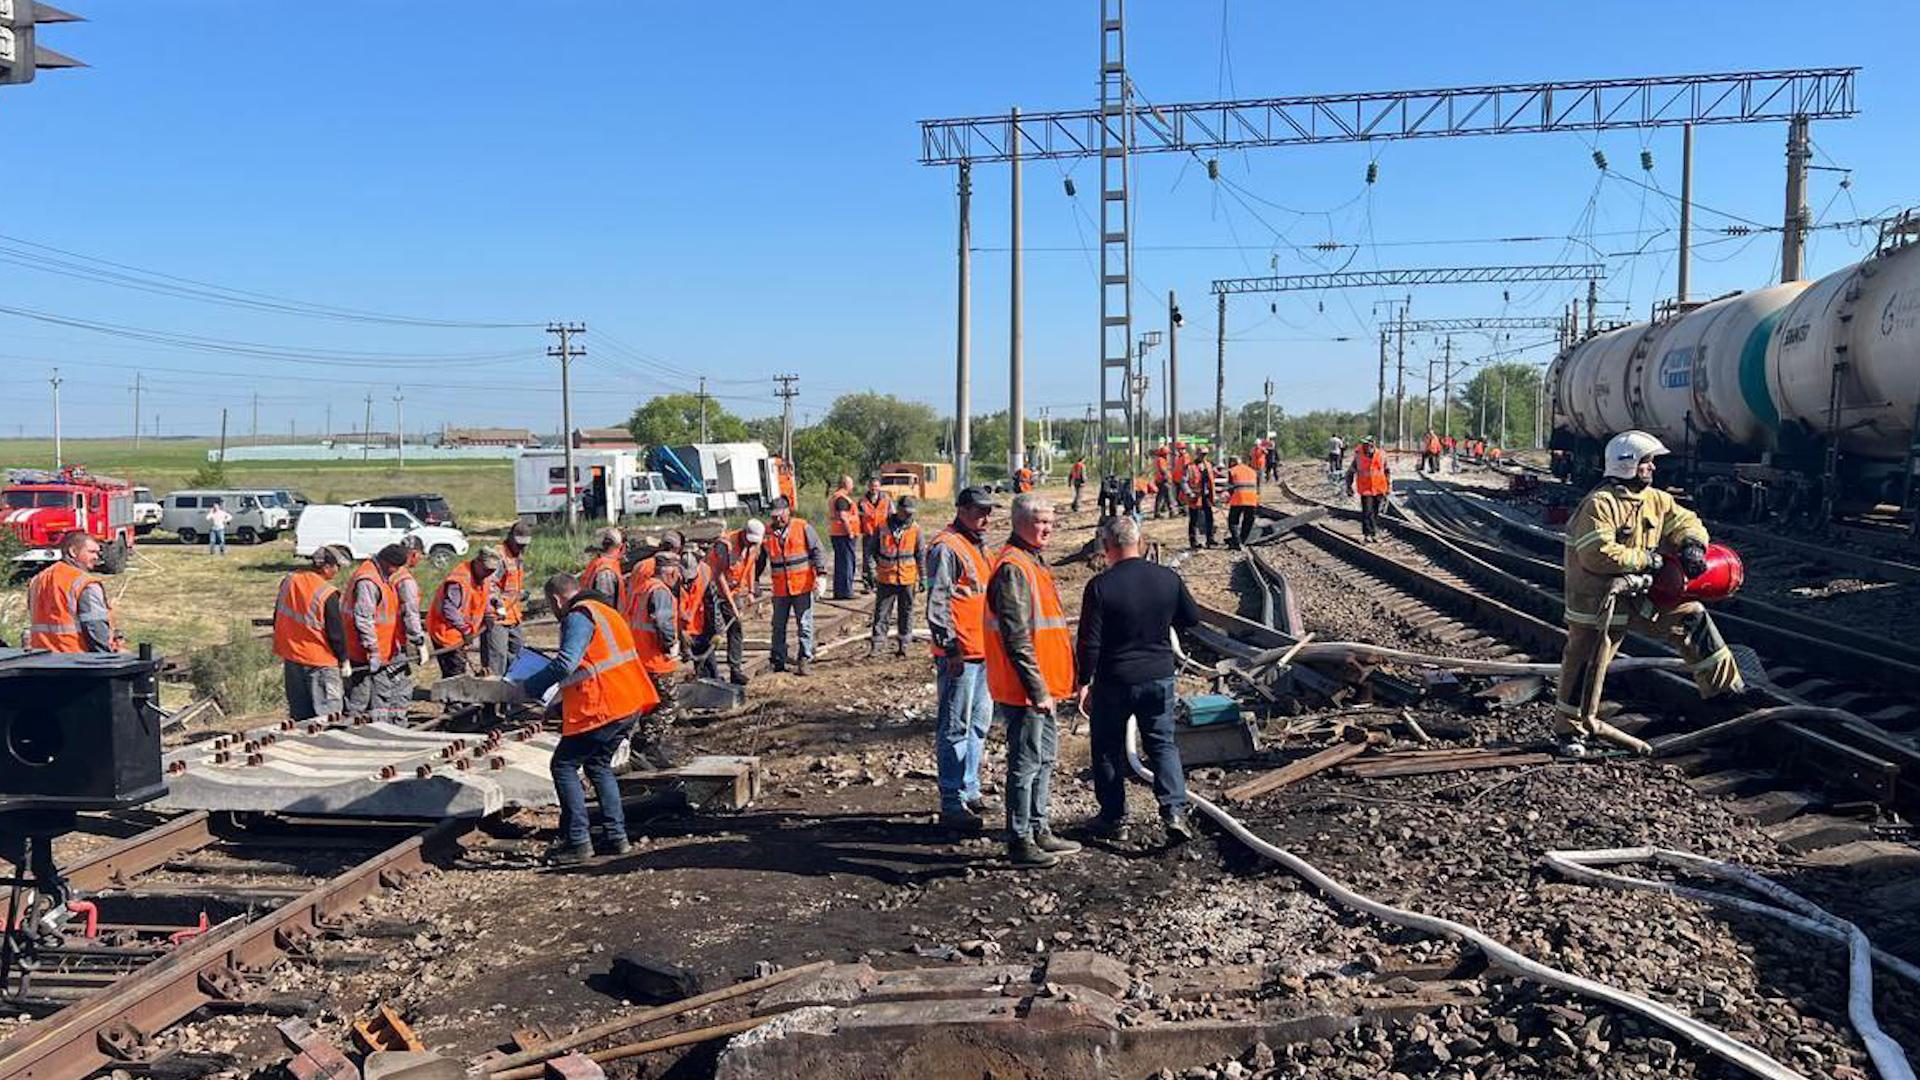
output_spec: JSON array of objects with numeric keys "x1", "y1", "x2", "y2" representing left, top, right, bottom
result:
[
  {"x1": 1227, "y1": 464, "x2": 1259, "y2": 507},
  {"x1": 1445, "y1": 436, "x2": 1457, "y2": 452},
  {"x1": 1490, "y1": 446, "x2": 1504, "y2": 460},
  {"x1": 1250, "y1": 445, "x2": 1268, "y2": 471},
  {"x1": 1351, "y1": 446, "x2": 1390, "y2": 496},
  {"x1": 875, "y1": 523, "x2": 921, "y2": 586},
  {"x1": 624, "y1": 557, "x2": 658, "y2": 619},
  {"x1": 1425, "y1": 434, "x2": 1443, "y2": 455},
  {"x1": 679, "y1": 561, "x2": 713, "y2": 637},
  {"x1": 274, "y1": 568, "x2": 339, "y2": 667},
  {"x1": 706, "y1": 529, "x2": 758, "y2": 600},
  {"x1": 345, "y1": 560, "x2": 399, "y2": 666},
  {"x1": 1013, "y1": 467, "x2": 1034, "y2": 493},
  {"x1": 427, "y1": 562, "x2": 488, "y2": 649},
  {"x1": 558, "y1": 597, "x2": 657, "y2": 737},
  {"x1": 628, "y1": 578, "x2": 678, "y2": 675},
  {"x1": 858, "y1": 492, "x2": 892, "y2": 535},
  {"x1": 1069, "y1": 461, "x2": 1086, "y2": 485},
  {"x1": 584, "y1": 552, "x2": 625, "y2": 613},
  {"x1": 829, "y1": 488, "x2": 861, "y2": 538},
  {"x1": 765, "y1": 520, "x2": 818, "y2": 597},
  {"x1": 928, "y1": 526, "x2": 990, "y2": 661},
  {"x1": 26, "y1": 559, "x2": 113, "y2": 653},
  {"x1": 1183, "y1": 463, "x2": 1216, "y2": 507},
  {"x1": 983, "y1": 545, "x2": 1075, "y2": 707},
  {"x1": 496, "y1": 550, "x2": 525, "y2": 626},
  {"x1": 1153, "y1": 460, "x2": 1170, "y2": 489}
]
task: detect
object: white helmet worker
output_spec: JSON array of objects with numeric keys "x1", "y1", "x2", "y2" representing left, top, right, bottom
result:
[{"x1": 1602, "y1": 430, "x2": 1669, "y2": 480}]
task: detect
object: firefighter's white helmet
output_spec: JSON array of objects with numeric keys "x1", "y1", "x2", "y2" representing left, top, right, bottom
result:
[{"x1": 1602, "y1": 430, "x2": 1669, "y2": 479}]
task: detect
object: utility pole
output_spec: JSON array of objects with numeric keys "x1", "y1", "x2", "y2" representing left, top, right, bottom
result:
[
  {"x1": 1009, "y1": 105, "x2": 1026, "y2": 479},
  {"x1": 393, "y1": 388, "x2": 406, "y2": 469},
  {"x1": 251, "y1": 391, "x2": 259, "y2": 447},
  {"x1": 1262, "y1": 377, "x2": 1274, "y2": 444},
  {"x1": 130, "y1": 372, "x2": 141, "y2": 449},
  {"x1": 1394, "y1": 304, "x2": 1408, "y2": 450},
  {"x1": 1586, "y1": 279, "x2": 1597, "y2": 336},
  {"x1": 1535, "y1": 364, "x2": 1547, "y2": 450},
  {"x1": 1441, "y1": 336, "x2": 1454, "y2": 438},
  {"x1": 546, "y1": 322, "x2": 588, "y2": 529},
  {"x1": 362, "y1": 393, "x2": 374, "y2": 463},
  {"x1": 1167, "y1": 290, "x2": 1180, "y2": 446},
  {"x1": 49, "y1": 368, "x2": 62, "y2": 469},
  {"x1": 697, "y1": 376, "x2": 710, "y2": 441},
  {"x1": 954, "y1": 161, "x2": 973, "y2": 491},
  {"x1": 325, "y1": 402, "x2": 333, "y2": 444},
  {"x1": 1213, "y1": 291, "x2": 1226, "y2": 452},
  {"x1": 1678, "y1": 122, "x2": 1694, "y2": 302},
  {"x1": 1498, "y1": 370, "x2": 1509, "y2": 448},
  {"x1": 1782, "y1": 114, "x2": 1811, "y2": 282},
  {"x1": 1376, "y1": 329, "x2": 1388, "y2": 442},
  {"x1": 218, "y1": 408, "x2": 228, "y2": 465},
  {"x1": 775, "y1": 374, "x2": 799, "y2": 464},
  {"x1": 1423, "y1": 348, "x2": 1435, "y2": 437}
]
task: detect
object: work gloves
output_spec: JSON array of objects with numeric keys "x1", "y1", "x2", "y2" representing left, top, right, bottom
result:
[
  {"x1": 418, "y1": 641, "x2": 432, "y2": 668},
  {"x1": 1644, "y1": 551, "x2": 1665, "y2": 574},
  {"x1": 339, "y1": 660, "x2": 354, "y2": 680},
  {"x1": 1680, "y1": 540, "x2": 1710, "y2": 579}
]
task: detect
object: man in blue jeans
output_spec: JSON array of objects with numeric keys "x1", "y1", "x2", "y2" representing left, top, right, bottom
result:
[
  {"x1": 1073, "y1": 515, "x2": 1197, "y2": 843},
  {"x1": 925, "y1": 487, "x2": 998, "y2": 829}
]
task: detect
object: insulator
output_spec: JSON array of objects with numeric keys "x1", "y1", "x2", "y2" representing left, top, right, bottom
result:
[
  {"x1": 1062, "y1": 177, "x2": 1077, "y2": 197},
  {"x1": 1206, "y1": 157, "x2": 1220, "y2": 180},
  {"x1": 1592, "y1": 149, "x2": 1608, "y2": 171},
  {"x1": 1365, "y1": 161, "x2": 1379, "y2": 184},
  {"x1": 1640, "y1": 149, "x2": 1655, "y2": 172}
]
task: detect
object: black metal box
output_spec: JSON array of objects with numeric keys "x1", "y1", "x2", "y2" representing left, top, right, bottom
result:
[{"x1": 0, "y1": 649, "x2": 166, "y2": 812}]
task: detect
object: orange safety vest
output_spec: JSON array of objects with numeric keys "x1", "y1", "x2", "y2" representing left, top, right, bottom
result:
[
  {"x1": 558, "y1": 597, "x2": 658, "y2": 737},
  {"x1": 928, "y1": 526, "x2": 990, "y2": 661},
  {"x1": 1069, "y1": 461, "x2": 1086, "y2": 485},
  {"x1": 1490, "y1": 446, "x2": 1504, "y2": 460},
  {"x1": 496, "y1": 549, "x2": 525, "y2": 626},
  {"x1": 983, "y1": 545, "x2": 1075, "y2": 707},
  {"x1": 1184, "y1": 463, "x2": 1215, "y2": 507},
  {"x1": 1251, "y1": 445, "x2": 1268, "y2": 470},
  {"x1": 1425, "y1": 434, "x2": 1442, "y2": 455},
  {"x1": 427, "y1": 562, "x2": 489, "y2": 649},
  {"x1": 678, "y1": 561, "x2": 712, "y2": 637},
  {"x1": 858, "y1": 492, "x2": 892, "y2": 534},
  {"x1": 628, "y1": 578, "x2": 678, "y2": 675},
  {"x1": 706, "y1": 529, "x2": 758, "y2": 599},
  {"x1": 829, "y1": 489, "x2": 860, "y2": 538},
  {"x1": 1352, "y1": 446, "x2": 1390, "y2": 496},
  {"x1": 273, "y1": 568, "x2": 339, "y2": 667},
  {"x1": 875, "y1": 523, "x2": 921, "y2": 586},
  {"x1": 344, "y1": 560, "x2": 399, "y2": 666},
  {"x1": 26, "y1": 559, "x2": 113, "y2": 653},
  {"x1": 1153, "y1": 460, "x2": 1170, "y2": 488},
  {"x1": 1014, "y1": 468, "x2": 1034, "y2": 493},
  {"x1": 765, "y1": 519, "x2": 817, "y2": 597},
  {"x1": 583, "y1": 551, "x2": 625, "y2": 613},
  {"x1": 1227, "y1": 464, "x2": 1259, "y2": 507}
]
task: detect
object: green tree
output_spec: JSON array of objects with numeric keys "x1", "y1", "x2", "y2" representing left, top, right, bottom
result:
[
  {"x1": 823, "y1": 393, "x2": 941, "y2": 479},
  {"x1": 625, "y1": 393, "x2": 749, "y2": 447},
  {"x1": 790, "y1": 425, "x2": 863, "y2": 492},
  {"x1": 743, "y1": 415, "x2": 785, "y2": 452},
  {"x1": 1460, "y1": 362, "x2": 1545, "y2": 449}
]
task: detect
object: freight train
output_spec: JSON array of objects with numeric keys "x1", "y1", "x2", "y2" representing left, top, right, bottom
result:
[{"x1": 1548, "y1": 211, "x2": 1920, "y2": 527}]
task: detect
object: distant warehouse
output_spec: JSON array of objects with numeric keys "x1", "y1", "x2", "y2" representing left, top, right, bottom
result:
[{"x1": 444, "y1": 427, "x2": 541, "y2": 448}]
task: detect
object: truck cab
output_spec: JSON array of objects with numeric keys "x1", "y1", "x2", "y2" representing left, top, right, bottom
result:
[
  {"x1": 625, "y1": 472, "x2": 702, "y2": 517},
  {"x1": 877, "y1": 462, "x2": 953, "y2": 502},
  {"x1": 3, "y1": 467, "x2": 138, "y2": 574}
]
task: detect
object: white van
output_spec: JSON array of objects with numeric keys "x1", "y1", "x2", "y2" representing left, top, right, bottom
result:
[
  {"x1": 159, "y1": 489, "x2": 292, "y2": 543},
  {"x1": 294, "y1": 504, "x2": 469, "y2": 566}
]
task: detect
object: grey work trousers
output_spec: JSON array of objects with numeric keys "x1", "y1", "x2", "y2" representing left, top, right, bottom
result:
[
  {"x1": 284, "y1": 660, "x2": 344, "y2": 722},
  {"x1": 480, "y1": 621, "x2": 523, "y2": 675},
  {"x1": 871, "y1": 583, "x2": 914, "y2": 651}
]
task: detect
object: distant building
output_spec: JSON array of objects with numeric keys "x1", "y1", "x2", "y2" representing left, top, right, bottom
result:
[
  {"x1": 446, "y1": 426, "x2": 539, "y2": 448},
  {"x1": 573, "y1": 427, "x2": 638, "y2": 449}
]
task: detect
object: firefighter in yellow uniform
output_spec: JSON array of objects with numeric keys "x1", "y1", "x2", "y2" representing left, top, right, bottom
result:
[{"x1": 1555, "y1": 430, "x2": 1743, "y2": 754}]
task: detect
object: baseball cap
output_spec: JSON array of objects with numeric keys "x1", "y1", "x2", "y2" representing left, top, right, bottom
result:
[
  {"x1": 744, "y1": 518, "x2": 766, "y2": 543},
  {"x1": 955, "y1": 486, "x2": 1000, "y2": 510},
  {"x1": 507, "y1": 521, "x2": 533, "y2": 543}
]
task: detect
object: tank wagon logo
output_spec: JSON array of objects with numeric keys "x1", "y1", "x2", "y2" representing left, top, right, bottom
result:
[
  {"x1": 1658, "y1": 348, "x2": 1695, "y2": 389},
  {"x1": 1778, "y1": 321, "x2": 1811, "y2": 348},
  {"x1": 1883, "y1": 291, "x2": 1920, "y2": 337}
]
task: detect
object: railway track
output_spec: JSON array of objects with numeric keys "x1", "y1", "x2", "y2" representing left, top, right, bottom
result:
[
  {"x1": 0, "y1": 812, "x2": 471, "y2": 1080},
  {"x1": 1265, "y1": 476, "x2": 1920, "y2": 815}
]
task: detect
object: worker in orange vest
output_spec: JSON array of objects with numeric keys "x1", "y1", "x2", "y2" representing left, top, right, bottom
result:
[
  {"x1": 928, "y1": 487, "x2": 997, "y2": 829},
  {"x1": 1422, "y1": 430, "x2": 1443, "y2": 475},
  {"x1": 625, "y1": 530, "x2": 682, "y2": 604},
  {"x1": 1068, "y1": 459, "x2": 1087, "y2": 512},
  {"x1": 1249, "y1": 442, "x2": 1269, "y2": 488},
  {"x1": 482, "y1": 521, "x2": 532, "y2": 675},
  {"x1": 1182, "y1": 448, "x2": 1218, "y2": 549},
  {"x1": 858, "y1": 477, "x2": 892, "y2": 592},
  {"x1": 383, "y1": 535, "x2": 430, "y2": 716},
  {"x1": 427, "y1": 548, "x2": 502, "y2": 677},
  {"x1": 1444, "y1": 434, "x2": 1458, "y2": 473},
  {"x1": 582, "y1": 527, "x2": 626, "y2": 613},
  {"x1": 1344, "y1": 436, "x2": 1392, "y2": 541},
  {"x1": 1489, "y1": 444, "x2": 1505, "y2": 463},
  {"x1": 756, "y1": 496, "x2": 826, "y2": 675},
  {"x1": 704, "y1": 519, "x2": 764, "y2": 685},
  {"x1": 828, "y1": 475, "x2": 861, "y2": 600},
  {"x1": 514, "y1": 570, "x2": 661, "y2": 865},
  {"x1": 1014, "y1": 462, "x2": 1035, "y2": 494},
  {"x1": 342, "y1": 546, "x2": 405, "y2": 722},
  {"x1": 25, "y1": 530, "x2": 122, "y2": 654},
  {"x1": 625, "y1": 553, "x2": 683, "y2": 769},
  {"x1": 273, "y1": 545, "x2": 348, "y2": 721},
  {"x1": 677, "y1": 549, "x2": 723, "y2": 680},
  {"x1": 1151, "y1": 448, "x2": 1174, "y2": 518},
  {"x1": 870, "y1": 496, "x2": 927, "y2": 657},
  {"x1": 1225, "y1": 455, "x2": 1261, "y2": 548},
  {"x1": 985, "y1": 493, "x2": 1080, "y2": 869}
]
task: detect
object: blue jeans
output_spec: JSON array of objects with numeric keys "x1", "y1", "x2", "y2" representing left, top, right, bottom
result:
[
  {"x1": 209, "y1": 528, "x2": 227, "y2": 555},
  {"x1": 934, "y1": 659, "x2": 992, "y2": 813},
  {"x1": 550, "y1": 717, "x2": 635, "y2": 847},
  {"x1": 1088, "y1": 676, "x2": 1188, "y2": 821},
  {"x1": 999, "y1": 704, "x2": 1057, "y2": 841},
  {"x1": 771, "y1": 592, "x2": 814, "y2": 667},
  {"x1": 831, "y1": 536, "x2": 857, "y2": 599}
]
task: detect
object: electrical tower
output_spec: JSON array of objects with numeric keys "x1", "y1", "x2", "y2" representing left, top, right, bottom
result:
[
  {"x1": 546, "y1": 322, "x2": 587, "y2": 529},
  {"x1": 1096, "y1": 0, "x2": 1134, "y2": 475}
]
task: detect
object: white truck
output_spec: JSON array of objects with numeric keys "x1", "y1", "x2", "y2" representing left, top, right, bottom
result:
[
  {"x1": 513, "y1": 450, "x2": 706, "y2": 524},
  {"x1": 665, "y1": 442, "x2": 776, "y2": 513}
]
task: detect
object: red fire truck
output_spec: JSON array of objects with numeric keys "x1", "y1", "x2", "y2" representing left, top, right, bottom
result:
[{"x1": 3, "y1": 467, "x2": 138, "y2": 575}]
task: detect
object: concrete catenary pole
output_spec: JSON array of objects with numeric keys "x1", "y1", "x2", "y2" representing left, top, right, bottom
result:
[
  {"x1": 1441, "y1": 336, "x2": 1453, "y2": 438},
  {"x1": 1678, "y1": 123, "x2": 1694, "y2": 302},
  {"x1": 1375, "y1": 329, "x2": 1388, "y2": 443},
  {"x1": 1213, "y1": 291, "x2": 1226, "y2": 452},
  {"x1": 1782, "y1": 114, "x2": 1810, "y2": 282},
  {"x1": 1394, "y1": 306, "x2": 1407, "y2": 450},
  {"x1": 954, "y1": 162, "x2": 972, "y2": 490},
  {"x1": 1009, "y1": 106, "x2": 1025, "y2": 479},
  {"x1": 1166, "y1": 290, "x2": 1179, "y2": 447}
]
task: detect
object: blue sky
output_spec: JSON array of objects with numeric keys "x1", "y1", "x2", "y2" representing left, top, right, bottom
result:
[{"x1": 1, "y1": 1, "x2": 1911, "y2": 438}]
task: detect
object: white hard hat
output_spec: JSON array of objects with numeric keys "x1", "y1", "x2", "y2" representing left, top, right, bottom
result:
[
  {"x1": 744, "y1": 518, "x2": 766, "y2": 543},
  {"x1": 1603, "y1": 430, "x2": 1669, "y2": 479}
]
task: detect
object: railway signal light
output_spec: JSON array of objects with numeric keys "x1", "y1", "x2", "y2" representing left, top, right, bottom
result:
[{"x1": 0, "y1": 0, "x2": 84, "y2": 87}]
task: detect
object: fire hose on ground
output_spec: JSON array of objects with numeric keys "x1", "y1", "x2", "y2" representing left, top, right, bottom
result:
[{"x1": 1123, "y1": 706, "x2": 1915, "y2": 1080}]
